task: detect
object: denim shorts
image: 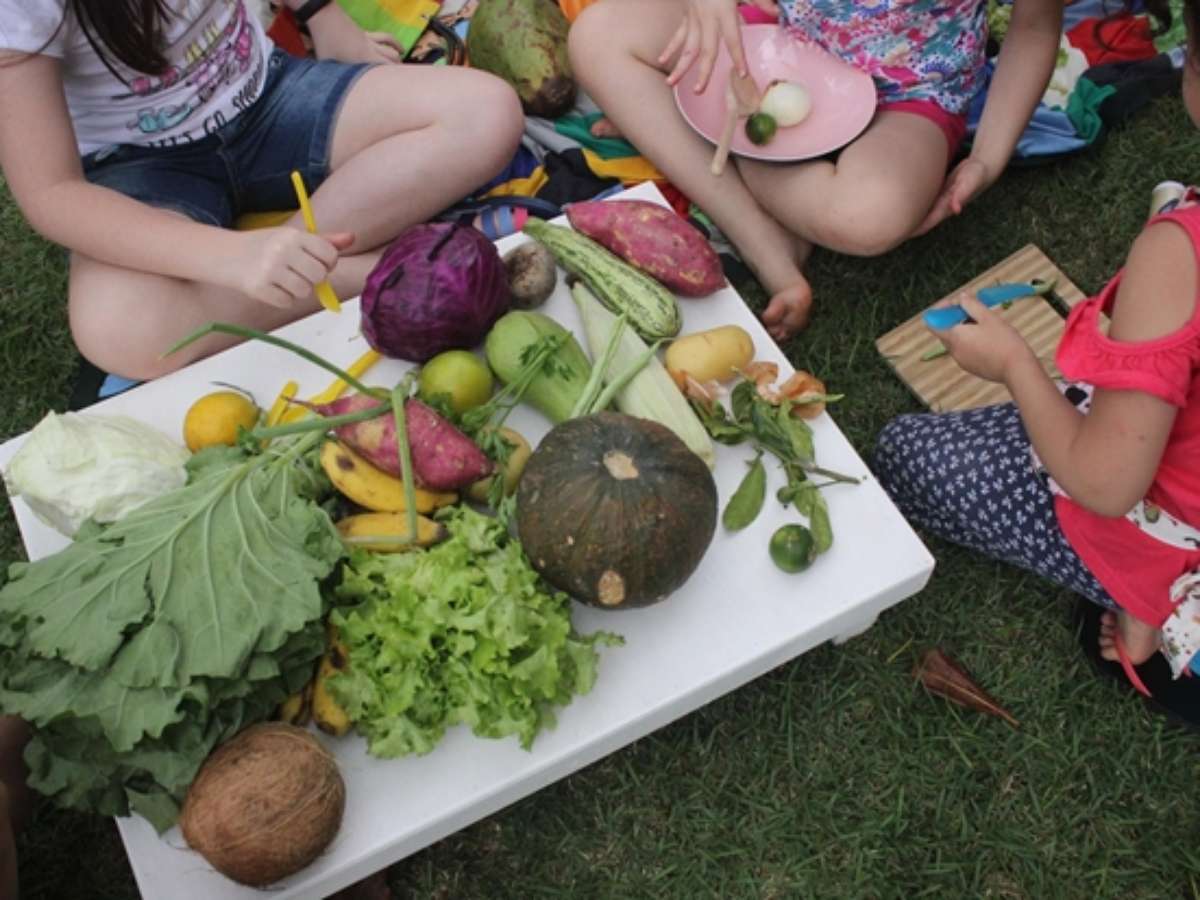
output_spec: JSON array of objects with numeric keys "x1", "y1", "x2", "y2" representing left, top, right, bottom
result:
[{"x1": 81, "y1": 48, "x2": 372, "y2": 226}]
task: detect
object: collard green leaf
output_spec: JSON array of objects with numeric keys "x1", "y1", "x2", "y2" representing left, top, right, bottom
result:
[
  {"x1": 1, "y1": 447, "x2": 340, "y2": 685},
  {"x1": 0, "y1": 435, "x2": 343, "y2": 827}
]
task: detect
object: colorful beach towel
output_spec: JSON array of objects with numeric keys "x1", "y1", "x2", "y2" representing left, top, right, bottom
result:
[{"x1": 975, "y1": 0, "x2": 1186, "y2": 161}]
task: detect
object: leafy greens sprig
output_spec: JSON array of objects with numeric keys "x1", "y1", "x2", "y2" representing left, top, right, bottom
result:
[{"x1": 690, "y1": 379, "x2": 859, "y2": 554}]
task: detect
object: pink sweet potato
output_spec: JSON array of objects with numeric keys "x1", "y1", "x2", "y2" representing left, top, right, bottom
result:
[
  {"x1": 312, "y1": 393, "x2": 491, "y2": 490},
  {"x1": 565, "y1": 199, "x2": 725, "y2": 297}
]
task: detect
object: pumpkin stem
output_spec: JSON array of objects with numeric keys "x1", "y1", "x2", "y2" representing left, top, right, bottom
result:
[{"x1": 602, "y1": 450, "x2": 639, "y2": 480}]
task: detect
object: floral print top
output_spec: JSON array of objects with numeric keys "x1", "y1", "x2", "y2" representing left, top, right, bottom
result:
[{"x1": 777, "y1": 0, "x2": 989, "y2": 114}]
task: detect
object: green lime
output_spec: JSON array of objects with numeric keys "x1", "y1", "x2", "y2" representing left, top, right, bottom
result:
[
  {"x1": 745, "y1": 113, "x2": 778, "y2": 146},
  {"x1": 419, "y1": 350, "x2": 494, "y2": 414},
  {"x1": 769, "y1": 523, "x2": 816, "y2": 574}
]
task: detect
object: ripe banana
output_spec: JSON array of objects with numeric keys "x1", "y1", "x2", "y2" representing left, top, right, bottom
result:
[
  {"x1": 312, "y1": 624, "x2": 352, "y2": 737},
  {"x1": 276, "y1": 677, "x2": 314, "y2": 726},
  {"x1": 336, "y1": 511, "x2": 447, "y2": 552},
  {"x1": 320, "y1": 440, "x2": 456, "y2": 513}
]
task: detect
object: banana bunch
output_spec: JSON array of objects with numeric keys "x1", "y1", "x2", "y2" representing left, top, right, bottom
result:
[
  {"x1": 311, "y1": 624, "x2": 353, "y2": 737},
  {"x1": 320, "y1": 441, "x2": 456, "y2": 513},
  {"x1": 279, "y1": 442, "x2": 459, "y2": 731},
  {"x1": 336, "y1": 511, "x2": 446, "y2": 552},
  {"x1": 277, "y1": 622, "x2": 353, "y2": 736}
]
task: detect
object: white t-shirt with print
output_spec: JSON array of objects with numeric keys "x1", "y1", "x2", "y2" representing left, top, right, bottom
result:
[{"x1": 0, "y1": 0, "x2": 273, "y2": 155}]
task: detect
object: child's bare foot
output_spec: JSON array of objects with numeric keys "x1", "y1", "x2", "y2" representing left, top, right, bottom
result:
[
  {"x1": 589, "y1": 116, "x2": 623, "y2": 139},
  {"x1": 761, "y1": 278, "x2": 813, "y2": 342},
  {"x1": 1098, "y1": 610, "x2": 1160, "y2": 665}
]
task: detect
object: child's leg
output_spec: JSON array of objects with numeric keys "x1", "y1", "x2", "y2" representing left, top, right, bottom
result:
[
  {"x1": 872, "y1": 404, "x2": 1117, "y2": 607},
  {"x1": 568, "y1": 0, "x2": 812, "y2": 340},
  {"x1": 307, "y1": 64, "x2": 524, "y2": 254},
  {"x1": 0, "y1": 717, "x2": 31, "y2": 900},
  {"x1": 67, "y1": 238, "x2": 381, "y2": 379},
  {"x1": 68, "y1": 64, "x2": 523, "y2": 380},
  {"x1": 736, "y1": 110, "x2": 949, "y2": 263}
]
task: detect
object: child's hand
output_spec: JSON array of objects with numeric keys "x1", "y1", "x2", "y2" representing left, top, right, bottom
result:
[
  {"x1": 660, "y1": 0, "x2": 746, "y2": 94},
  {"x1": 227, "y1": 228, "x2": 354, "y2": 309},
  {"x1": 931, "y1": 292, "x2": 1035, "y2": 384},
  {"x1": 913, "y1": 157, "x2": 992, "y2": 236},
  {"x1": 337, "y1": 30, "x2": 404, "y2": 64}
]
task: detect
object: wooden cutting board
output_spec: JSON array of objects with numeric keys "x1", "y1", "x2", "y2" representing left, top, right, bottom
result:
[{"x1": 875, "y1": 244, "x2": 1090, "y2": 413}]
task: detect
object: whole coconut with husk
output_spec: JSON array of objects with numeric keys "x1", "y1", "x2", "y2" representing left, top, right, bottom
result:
[
  {"x1": 180, "y1": 723, "x2": 345, "y2": 887},
  {"x1": 466, "y1": 0, "x2": 576, "y2": 118},
  {"x1": 516, "y1": 412, "x2": 718, "y2": 609}
]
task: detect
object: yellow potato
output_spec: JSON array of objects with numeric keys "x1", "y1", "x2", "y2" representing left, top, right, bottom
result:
[{"x1": 664, "y1": 325, "x2": 755, "y2": 384}]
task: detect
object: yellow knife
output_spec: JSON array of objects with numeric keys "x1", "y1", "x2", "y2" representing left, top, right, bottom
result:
[{"x1": 290, "y1": 170, "x2": 342, "y2": 313}]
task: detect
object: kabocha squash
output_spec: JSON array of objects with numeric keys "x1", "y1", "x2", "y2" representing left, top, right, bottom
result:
[{"x1": 516, "y1": 412, "x2": 717, "y2": 609}]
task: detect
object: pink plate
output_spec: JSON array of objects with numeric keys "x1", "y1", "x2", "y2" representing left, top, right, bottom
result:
[{"x1": 674, "y1": 25, "x2": 877, "y2": 162}]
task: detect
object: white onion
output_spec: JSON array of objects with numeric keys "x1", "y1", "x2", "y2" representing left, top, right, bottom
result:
[{"x1": 758, "y1": 80, "x2": 812, "y2": 128}]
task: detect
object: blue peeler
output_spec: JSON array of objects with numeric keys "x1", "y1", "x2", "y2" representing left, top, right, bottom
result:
[{"x1": 922, "y1": 279, "x2": 1057, "y2": 330}]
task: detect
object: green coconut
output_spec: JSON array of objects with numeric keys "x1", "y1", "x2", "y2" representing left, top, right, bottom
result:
[{"x1": 466, "y1": 0, "x2": 576, "y2": 118}]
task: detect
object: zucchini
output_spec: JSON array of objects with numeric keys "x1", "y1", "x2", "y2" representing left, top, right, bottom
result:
[
  {"x1": 522, "y1": 219, "x2": 682, "y2": 339},
  {"x1": 484, "y1": 310, "x2": 592, "y2": 424},
  {"x1": 571, "y1": 282, "x2": 714, "y2": 467}
]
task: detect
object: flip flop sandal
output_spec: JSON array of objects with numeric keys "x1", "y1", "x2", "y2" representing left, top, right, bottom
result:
[
  {"x1": 1073, "y1": 598, "x2": 1200, "y2": 731},
  {"x1": 473, "y1": 204, "x2": 529, "y2": 241}
]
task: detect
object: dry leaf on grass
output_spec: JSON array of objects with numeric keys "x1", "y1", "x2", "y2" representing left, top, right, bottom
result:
[{"x1": 913, "y1": 648, "x2": 1019, "y2": 729}]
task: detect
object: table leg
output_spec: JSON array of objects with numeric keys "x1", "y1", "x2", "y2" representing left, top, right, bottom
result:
[{"x1": 832, "y1": 613, "x2": 878, "y2": 645}]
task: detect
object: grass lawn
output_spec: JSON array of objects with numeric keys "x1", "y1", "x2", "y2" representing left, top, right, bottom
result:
[{"x1": 3, "y1": 96, "x2": 1200, "y2": 900}]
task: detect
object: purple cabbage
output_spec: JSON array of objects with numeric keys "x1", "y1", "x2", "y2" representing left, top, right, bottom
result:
[{"x1": 360, "y1": 223, "x2": 511, "y2": 362}]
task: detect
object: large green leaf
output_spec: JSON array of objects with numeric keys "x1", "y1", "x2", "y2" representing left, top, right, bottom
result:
[
  {"x1": 0, "y1": 448, "x2": 341, "y2": 684},
  {"x1": 0, "y1": 438, "x2": 344, "y2": 827}
]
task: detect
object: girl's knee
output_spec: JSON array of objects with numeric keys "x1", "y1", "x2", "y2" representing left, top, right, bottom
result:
[
  {"x1": 569, "y1": 0, "x2": 629, "y2": 71},
  {"x1": 817, "y1": 192, "x2": 913, "y2": 256},
  {"x1": 68, "y1": 275, "x2": 188, "y2": 380},
  {"x1": 442, "y1": 72, "x2": 522, "y2": 169},
  {"x1": 569, "y1": 2, "x2": 612, "y2": 52},
  {"x1": 473, "y1": 74, "x2": 523, "y2": 137}
]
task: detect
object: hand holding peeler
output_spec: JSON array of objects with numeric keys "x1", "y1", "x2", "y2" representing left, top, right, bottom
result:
[{"x1": 922, "y1": 279, "x2": 1056, "y2": 331}]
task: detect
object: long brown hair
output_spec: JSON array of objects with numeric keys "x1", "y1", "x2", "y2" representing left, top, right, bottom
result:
[{"x1": 68, "y1": 0, "x2": 174, "y2": 76}]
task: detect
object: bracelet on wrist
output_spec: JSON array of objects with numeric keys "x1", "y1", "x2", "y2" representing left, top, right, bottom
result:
[{"x1": 292, "y1": 0, "x2": 333, "y2": 25}]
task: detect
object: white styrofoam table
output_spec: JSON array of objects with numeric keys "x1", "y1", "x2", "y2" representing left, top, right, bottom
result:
[{"x1": 0, "y1": 182, "x2": 933, "y2": 899}]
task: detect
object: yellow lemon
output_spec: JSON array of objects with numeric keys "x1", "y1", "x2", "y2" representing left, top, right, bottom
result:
[{"x1": 183, "y1": 390, "x2": 260, "y2": 452}]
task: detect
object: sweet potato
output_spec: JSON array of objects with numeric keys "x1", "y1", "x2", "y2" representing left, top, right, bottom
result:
[
  {"x1": 564, "y1": 199, "x2": 725, "y2": 297},
  {"x1": 312, "y1": 393, "x2": 492, "y2": 491}
]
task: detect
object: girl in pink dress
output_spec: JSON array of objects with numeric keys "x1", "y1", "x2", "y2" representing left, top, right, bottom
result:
[
  {"x1": 874, "y1": 0, "x2": 1200, "y2": 720},
  {"x1": 569, "y1": 0, "x2": 1061, "y2": 341}
]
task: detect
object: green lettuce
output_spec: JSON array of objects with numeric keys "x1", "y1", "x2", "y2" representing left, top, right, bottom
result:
[
  {"x1": 0, "y1": 436, "x2": 342, "y2": 830},
  {"x1": 330, "y1": 505, "x2": 621, "y2": 758}
]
